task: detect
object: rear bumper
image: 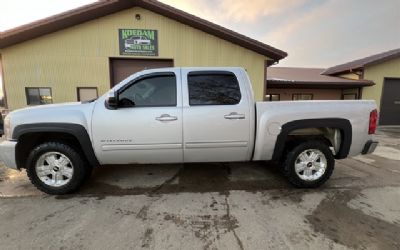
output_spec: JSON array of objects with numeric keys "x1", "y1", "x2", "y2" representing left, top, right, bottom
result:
[
  {"x1": 0, "y1": 140, "x2": 18, "y2": 169},
  {"x1": 361, "y1": 140, "x2": 378, "y2": 155}
]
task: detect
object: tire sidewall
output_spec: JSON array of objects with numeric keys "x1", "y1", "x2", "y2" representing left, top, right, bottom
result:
[
  {"x1": 26, "y1": 142, "x2": 87, "y2": 195},
  {"x1": 284, "y1": 140, "x2": 335, "y2": 188}
]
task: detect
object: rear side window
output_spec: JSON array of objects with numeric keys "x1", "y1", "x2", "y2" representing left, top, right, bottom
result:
[{"x1": 188, "y1": 72, "x2": 241, "y2": 105}]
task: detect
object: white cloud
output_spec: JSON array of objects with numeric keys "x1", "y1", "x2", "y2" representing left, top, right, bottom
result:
[
  {"x1": 215, "y1": 0, "x2": 307, "y2": 23},
  {"x1": 0, "y1": 0, "x2": 97, "y2": 31},
  {"x1": 1, "y1": 0, "x2": 398, "y2": 68},
  {"x1": 161, "y1": 0, "x2": 400, "y2": 67},
  {"x1": 264, "y1": 0, "x2": 400, "y2": 67},
  {"x1": 159, "y1": 0, "x2": 213, "y2": 20},
  {"x1": 160, "y1": 0, "x2": 307, "y2": 23}
]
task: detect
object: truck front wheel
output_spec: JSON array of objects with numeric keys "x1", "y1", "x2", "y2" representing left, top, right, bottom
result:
[
  {"x1": 26, "y1": 142, "x2": 89, "y2": 195},
  {"x1": 283, "y1": 140, "x2": 334, "y2": 188}
]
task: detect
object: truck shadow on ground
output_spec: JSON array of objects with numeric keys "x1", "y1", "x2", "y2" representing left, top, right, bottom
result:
[{"x1": 67, "y1": 162, "x2": 292, "y2": 199}]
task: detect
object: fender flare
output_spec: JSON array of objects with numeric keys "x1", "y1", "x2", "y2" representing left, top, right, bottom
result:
[
  {"x1": 272, "y1": 118, "x2": 352, "y2": 161},
  {"x1": 13, "y1": 123, "x2": 99, "y2": 167}
]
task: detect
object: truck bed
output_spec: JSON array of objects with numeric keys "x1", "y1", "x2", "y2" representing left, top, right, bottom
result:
[{"x1": 253, "y1": 100, "x2": 377, "y2": 161}]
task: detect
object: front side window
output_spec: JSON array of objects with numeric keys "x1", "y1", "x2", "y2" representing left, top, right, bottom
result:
[
  {"x1": 25, "y1": 87, "x2": 52, "y2": 105},
  {"x1": 118, "y1": 74, "x2": 176, "y2": 107},
  {"x1": 292, "y1": 93, "x2": 313, "y2": 101},
  {"x1": 188, "y1": 72, "x2": 241, "y2": 105}
]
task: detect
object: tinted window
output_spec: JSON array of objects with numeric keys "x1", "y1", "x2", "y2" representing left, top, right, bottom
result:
[
  {"x1": 188, "y1": 72, "x2": 241, "y2": 105},
  {"x1": 118, "y1": 74, "x2": 176, "y2": 107}
]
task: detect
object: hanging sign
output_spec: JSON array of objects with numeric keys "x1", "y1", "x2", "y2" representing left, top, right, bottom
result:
[{"x1": 119, "y1": 29, "x2": 158, "y2": 56}]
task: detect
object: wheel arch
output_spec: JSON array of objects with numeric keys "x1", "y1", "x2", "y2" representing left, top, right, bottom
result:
[
  {"x1": 272, "y1": 118, "x2": 352, "y2": 161},
  {"x1": 13, "y1": 123, "x2": 99, "y2": 169}
]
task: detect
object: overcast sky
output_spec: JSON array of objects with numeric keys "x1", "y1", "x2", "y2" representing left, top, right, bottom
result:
[{"x1": 0, "y1": 0, "x2": 399, "y2": 68}]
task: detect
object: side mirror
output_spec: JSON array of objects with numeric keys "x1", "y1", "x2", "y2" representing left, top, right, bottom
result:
[{"x1": 105, "y1": 91, "x2": 118, "y2": 109}]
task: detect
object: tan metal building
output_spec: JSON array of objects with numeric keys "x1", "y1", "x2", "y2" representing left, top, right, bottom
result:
[
  {"x1": 266, "y1": 49, "x2": 400, "y2": 125},
  {"x1": 0, "y1": 0, "x2": 287, "y2": 110},
  {"x1": 266, "y1": 67, "x2": 374, "y2": 101},
  {"x1": 322, "y1": 48, "x2": 400, "y2": 125}
]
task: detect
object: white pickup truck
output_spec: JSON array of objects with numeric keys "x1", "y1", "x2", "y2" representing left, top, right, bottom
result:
[{"x1": 0, "y1": 67, "x2": 378, "y2": 194}]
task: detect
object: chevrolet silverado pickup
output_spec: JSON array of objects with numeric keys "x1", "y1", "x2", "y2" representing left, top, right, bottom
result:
[{"x1": 0, "y1": 67, "x2": 378, "y2": 194}]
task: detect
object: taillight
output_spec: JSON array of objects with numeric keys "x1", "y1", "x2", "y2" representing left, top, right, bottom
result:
[{"x1": 369, "y1": 109, "x2": 378, "y2": 134}]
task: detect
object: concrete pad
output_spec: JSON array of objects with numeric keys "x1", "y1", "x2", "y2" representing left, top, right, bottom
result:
[
  {"x1": 348, "y1": 187, "x2": 400, "y2": 225},
  {"x1": 373, "y1": 146, "x2": 400, "y2": 161}
]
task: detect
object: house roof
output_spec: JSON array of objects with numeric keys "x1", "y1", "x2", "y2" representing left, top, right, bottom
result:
[
  {"x1": 0, "y1": 0, "x2": 287, "y2": 62},
  {"x1": 267, "y1": 67, "x2": 374, "y2": 89},
  {"x1": 322, "y1": 48, "x2": 400, "y2": 75}
]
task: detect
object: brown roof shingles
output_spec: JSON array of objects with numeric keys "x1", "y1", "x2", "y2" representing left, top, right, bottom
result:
[
  {"x1": 321, "y1": 48, "x2": 400, "y2": 75},
  {"x1": 0, "y1": 0, "x2": 287, "y2": 61}
]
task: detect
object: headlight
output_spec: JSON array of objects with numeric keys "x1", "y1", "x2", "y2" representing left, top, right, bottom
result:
[{"x1": 4, "y1": 115, "x2": 12, "y2": 141}]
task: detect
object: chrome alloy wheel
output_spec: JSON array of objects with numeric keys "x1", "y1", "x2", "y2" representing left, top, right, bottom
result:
[
  {"x1": 35, "y1": 152, "x2": 74, "y2": 187},
  {"x1": 294, "y1": 149, "x2": 327, "y2": 181}
]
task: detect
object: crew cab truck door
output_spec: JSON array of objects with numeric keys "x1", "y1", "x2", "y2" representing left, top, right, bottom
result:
[
  {"x1": 91, "y1": 69, "x2": 183, "y2": 164},
  {"x1": 182, "y1": 69, "x2": 251, "y2": 162}
]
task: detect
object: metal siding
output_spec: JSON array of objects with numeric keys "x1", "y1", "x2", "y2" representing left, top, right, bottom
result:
[
  {"x1": 0, "y1": 7, "x2": 268, "y2": 110},
  {"x1": 363, "y1": 57, "x2": 400, "y2": 110}
]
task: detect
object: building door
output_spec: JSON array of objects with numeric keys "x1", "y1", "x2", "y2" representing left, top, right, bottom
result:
[
  {"x1": 380, "y1": 78, "x2": 400, "y2": 125},
  {"x1": 110, "y1": 58, "x2": 173, "y2": 87}
]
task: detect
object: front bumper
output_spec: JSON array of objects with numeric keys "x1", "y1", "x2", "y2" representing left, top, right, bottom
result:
[
  {"x1": 0, "y1": 140, "x2": 18, "y2": 169},
  {"x1": 361, "y1": 140, "x2": 378, "y2": 155}
]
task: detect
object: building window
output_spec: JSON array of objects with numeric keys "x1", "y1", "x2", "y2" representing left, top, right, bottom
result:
[
  {"x1": 265, "y1": 94, "x2": 280, "y2": 101},
  {"x1": 25, "y1": 87, "x2": 52, "y2": 105},
  {"x1": 342, "y1": 93, "x2": 357, "y2": 100},
  {"x1": 292, "y1": 93, "x2": 313, "y2": 101},
  {"x1": 188, "y1": 72, "x2": 241, "y2": 105},
  {"x1": 77, "y1": 87, "x2": 98, "y2": 102}
]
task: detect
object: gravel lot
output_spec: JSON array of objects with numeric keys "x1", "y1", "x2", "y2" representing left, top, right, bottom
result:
[{"x1": 0, "y1": 128, "x2": 399, "y2": 250}]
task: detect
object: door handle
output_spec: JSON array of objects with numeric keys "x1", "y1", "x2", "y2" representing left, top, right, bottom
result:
[
  {"x1": 224, "y1": 112, "x2": 245, "y2": 120},
  {"x1": 156, "y1": 114, "x2": 178, "y2": 122}
]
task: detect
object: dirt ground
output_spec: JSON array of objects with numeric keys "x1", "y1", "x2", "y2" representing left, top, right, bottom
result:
[{"x1": 0, "y1": 127, "x2": 399, "y2": 250}]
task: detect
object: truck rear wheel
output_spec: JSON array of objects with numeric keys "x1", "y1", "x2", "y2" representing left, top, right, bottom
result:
[
  {"x1": 283, "y1": 140, "x2": 334, "y2": 188},
  {"x1": 26, "y1": 142, "x2": 89, "y2": 195}
]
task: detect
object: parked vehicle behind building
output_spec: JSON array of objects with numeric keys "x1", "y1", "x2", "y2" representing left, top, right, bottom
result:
[{"x1": 0, "y1": 67, "x2": 378, "y2": 194}]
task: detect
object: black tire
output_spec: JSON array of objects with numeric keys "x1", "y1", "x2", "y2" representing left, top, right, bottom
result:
[
  {"x1": 282, "y1": 140, "x2": 334, "y2": 188},
  {"x1": 26, "y1": 142, "x2": 89, "y2": 195}
]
